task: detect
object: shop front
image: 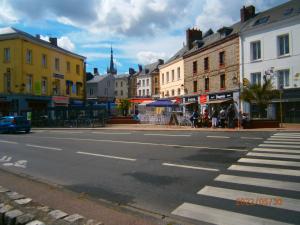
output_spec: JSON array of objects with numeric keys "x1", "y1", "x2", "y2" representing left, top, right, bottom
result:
[
  {"x1": 207, "y1": 91, "x2": 239, "y2": 114},
  {"x1": 182, "y1": 95, "x2": 199, "y2": 114}
]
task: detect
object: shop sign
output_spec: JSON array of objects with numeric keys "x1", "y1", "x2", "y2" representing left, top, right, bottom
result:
[
  {"x1": 53, "y1": 73, "x2": 64, "y2": 79},
  {"x1": 200, "y1": 95, "x2": 207, "y2": 104},
  {"x1": 0, "y1": 96, "x2": 8, "y2": 102},
  {"x1": 209, "y1": 92, "x2": 233, "y2": 100},
  {"x1": 52, "y1": 96, "x2": 69, "y2": 104},
  {"x1": 185, "y1": 96, "x2": 198, "y2": 103},
  {"x1": 34, "y1": 81, "x2": 41, "y2": 95}
]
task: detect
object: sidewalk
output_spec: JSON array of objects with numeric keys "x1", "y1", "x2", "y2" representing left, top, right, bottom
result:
[
  {"x1": 33, "y1": 123, "x2": 300, "y2": 132},
  {"x1": 0, "y1": 169, "x2": 177, "y2": 225}
]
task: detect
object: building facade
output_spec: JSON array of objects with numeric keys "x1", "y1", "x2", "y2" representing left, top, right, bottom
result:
[
  {"x1": 114, "y1": 74, "x2": 129, "y2": 99},
  {"x1": 183, "y1": 27, "x2": 241, "y2": 113},
  {"x1": 159, "y1": 47, "x2": 187, "y2": 98},
  {"x1": 0, "y1": 27, "x2": 86, "y2": 118},
  {"x1": 240, "y1": 0, "x2": 300, "y2": 122}
]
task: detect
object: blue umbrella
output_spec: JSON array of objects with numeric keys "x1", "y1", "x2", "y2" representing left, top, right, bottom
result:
[{"x1": 146, "y1": 99, "x2": 176, "y2": 107}]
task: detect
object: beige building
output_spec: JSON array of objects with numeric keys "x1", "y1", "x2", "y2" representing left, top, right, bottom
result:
[
  {"x1": 159, "y1": 47, "x2": 187, "y2": 98},
  {"x1": 114, "y1": 74, "x2": 129, "y2": 99}
]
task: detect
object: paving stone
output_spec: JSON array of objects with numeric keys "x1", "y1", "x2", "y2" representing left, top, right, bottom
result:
[
  {"x1": 25, "y1": 220, "x2": 45, "y2": 225},
  {"x1": 16, "y1": 213, "x2": 35, "y2": 225},
  {"x1": 5, "y1": 209, "x2": 24, "y2": 225},
  {"x1": 63, "y1": 214, "x2": 84, "y2": 223},
  {"x1": 51, "y1": 220, "x2": 70, "y2": 225},
  {"x1": 0, "y1": 205, "x2": 13, "y2": 225},
  {"x1": 15, "y1": 198, "x2": 32, "y2": 205},
  {"x1": 6, "y1": 192, "x2": 25, "y2": 200},
  {"x1": 0, "y1": 187, "x2": 9, "y2": 193},
  {"x1": 48, "y1": 210, "x2": 68, "y2": 220},
  {"x1": 85, "y1": 219, "x2": 103, "y2": 225},
  {"x1": 36, "y1": 206, "x2": 50, "y2": 213}
]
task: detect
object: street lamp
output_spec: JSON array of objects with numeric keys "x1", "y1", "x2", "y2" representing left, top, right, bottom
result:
[
  {"x1": 232, "y1": 75, "x2": 241, "y2": 129},
  {"x1": 279, "y1": 84, "x2": 284, "y2": 128}
]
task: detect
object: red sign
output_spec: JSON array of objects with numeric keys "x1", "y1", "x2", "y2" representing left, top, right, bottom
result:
[
  {"x1": 52, "y1": 96, "x2": 69, "y2": 104},
  {"x1": 200, "y1": 95, "x2": 207, "y2": 104}
]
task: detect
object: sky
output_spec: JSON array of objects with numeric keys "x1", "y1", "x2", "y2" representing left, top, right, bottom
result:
[{"x1": 0, "y1": 0, "x2": 289, "y2": 74}]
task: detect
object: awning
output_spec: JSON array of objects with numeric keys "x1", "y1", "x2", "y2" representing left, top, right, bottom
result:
[
  {"x1": 180, "y1": 102, "x2": 194, "y2": 106},
  {"x1": 146, "y1": 99, "x2": 177, "y2": 107},
  {"x1": 139, "y1": 100, "x2": 154, "y2": 106},
  {"x1": 207, "y1": 99, "x2": 232, "y2": 104}
]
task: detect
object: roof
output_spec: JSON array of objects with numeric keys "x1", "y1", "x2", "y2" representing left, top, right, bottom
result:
[
  {"x1": 115, "y1": 74, "x2": 129, "y2": 79},
  {"x1": 241, "y1": 0, "x2": 300, "y2": 33},
  {"x1": 164, "y1": 46, "x2": 188, "y2": 64},
  {"x1": 138, "y1": 60, "x2": 163, "y2": 77},
  {"x1": 87, "y1": 75, "x2": 106, "y2": 84},
  {"x1": 0, "y1": 27, "x2": 86, "y2": 60}
]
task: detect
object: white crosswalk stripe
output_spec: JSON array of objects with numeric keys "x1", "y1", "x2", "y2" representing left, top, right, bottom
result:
[{"x1": 171, "y1": 133, "x2": 300, "y2": 225}]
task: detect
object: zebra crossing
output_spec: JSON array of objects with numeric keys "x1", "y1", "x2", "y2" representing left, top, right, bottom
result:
[{"x1": 172, "y1": 133, "x2": 300, "y2": 225}]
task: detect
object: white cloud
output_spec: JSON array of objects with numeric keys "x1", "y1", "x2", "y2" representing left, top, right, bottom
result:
[
  {"x1": 0, "y1": 0, "x2": 18, "y2": 24},
  {"x1": 136, "y1": 51, "x2": 166, "y2": 64},
  {"x1": 39, "y1": 35, "x2": 75, "y2": 51}
]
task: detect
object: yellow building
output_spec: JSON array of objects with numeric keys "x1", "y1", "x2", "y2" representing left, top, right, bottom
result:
[{"x1": 0, "y1": 27, "x2": 86, "y2": 117}]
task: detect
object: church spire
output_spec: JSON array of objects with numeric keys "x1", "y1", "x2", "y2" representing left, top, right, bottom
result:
[{"x1": 107, "y1": 46, "x2": 117, "y2": 75}]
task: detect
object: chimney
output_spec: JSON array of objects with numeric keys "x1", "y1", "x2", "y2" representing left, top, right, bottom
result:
[
  {"x1": 240, "y1": 5, "x2": 255, "y2": 23},
  {"x1": 186, "y1": 28, "x2": 202, "y2": 50},
  {"x1": 158, "y1": 59, "x2": 164, "y2": 65},
  {"x1": 138, "y1": 64, "x2": 143, "y2": 72},
  {"x1": 36, "y1": 34, "x2": 40, "y2": 39},
  {"x1": 129, "y1": 68, "x2": 136, "y2": 75},
  {"x1": 93, "y1": 68, "x2": 99, "y2": 75},
  {"x1": 49, "y1": 37, "x2": 57, "y2": 46}
]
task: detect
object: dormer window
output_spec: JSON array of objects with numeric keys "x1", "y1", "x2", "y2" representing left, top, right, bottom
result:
[
  {"x1": 217, "y1": 27, "x2": 233, "y2": 38},
  {"x1": 283, "y1": 8, "x2": 293, "y2": 16},
  {"x1": 253, "y1": 16, "x2": 269, "y2": 26}
]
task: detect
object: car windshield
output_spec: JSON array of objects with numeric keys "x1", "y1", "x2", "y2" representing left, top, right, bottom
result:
[{"x1": 0, "y1": 117, "x2": 13, "y2": 123}]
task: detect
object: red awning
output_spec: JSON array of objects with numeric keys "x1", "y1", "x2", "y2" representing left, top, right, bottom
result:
[{"x1": 129, "y1": 98, "x2": 153, "y2": 103}]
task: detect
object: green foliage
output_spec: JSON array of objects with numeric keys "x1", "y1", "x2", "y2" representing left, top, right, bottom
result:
[
  {"x1": 117, "y1": 99, "x2": 131, "y2": 116},
  {"x1": 240, "y1": 78, "x2": 279, "y2": 118}
]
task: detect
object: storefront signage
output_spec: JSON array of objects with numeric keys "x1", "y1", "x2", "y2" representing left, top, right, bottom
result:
[
  {"x1": 52, "y1": 96, "x2": 69, "y2": 104},
  {"x1": 209, "y1": 92, "x2": 233, "y2": 100},
  {"x1": 185, "y1": 96, "x2": 198, "y2": 103},
  {"x1": 53, "y1": 73, "x2": 64, "y2": 79},
  {"x1": 0, "y1": 96, "x2": 8, "y2": 102},
  {"x1": 200, "y1": 95, "x2": 207, "y2": 104}
]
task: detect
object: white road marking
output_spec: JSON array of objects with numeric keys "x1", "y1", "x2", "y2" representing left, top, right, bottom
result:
[
  {"x1": 253, "y1": 148, "x2": 300, "y2": 154},
  {"x1": 198, "y1": 186, "x2": 300, "y2": 212},
  {"x1": 271, "y1": 136, "x2": 300, "y2": 139},
  {"x1": 269, "y1": 138, "x2": 300, "y2": 141},
  {"x1": 247, "y1": 152, "x2": 300, "y2": 159},
  {"x1": 0, "y1": 140, "x2": 18, "y2": 144},
  {"x1": 238, "y1": 158, "x2": 300, "y2": 167},
  {"x1": 162, "y1": 163, "x2": 219, "y2": 172},
  {"x1": 0, "y1": 156, "x2": 12, "y2": 162},
  {"x1": 144, "y1": 134, "x2": 191, "y2": 137},
  {"x1": 260, "y1": 144, "x2": 300, "y2": 149},
  {"x1": 207, "y1": 136, "x2": 230, "y2": 139},
  {"x1": 264, "y1": 141, "x2": 300, "y2": 145},
  {"x1": 26, "y1": 144, "x2": 62, "y2": 151},
  {"x1": 274, "y1": 133, "x2": 300, "y2": 136},
  {"x1": 172, "y1": 203, "x2": 290, "y2": 225},
  {"x1": 30, "y1": 136, "x2": 248, "y2": 152},
  {"x1": 77, "y1": 151, "x2": 136, "y2": 161},
  {"x1": 50, "y1": 131, "x2": 83, "y2": 134},
  {"x1": 14, "y1": 160, "x2": 27, "y2": 168},
  {"x1": 228, "y1": 165, "x2": 300, "y2": 176},
  {"x1": 215, "y1": 174, "x2": 300, "y2": 192},
  {"x1": 241, "y1": 137, "x2": 263, "y2": 140},
  {"x1": 2, "y1": 163, "x2": 14, "y2": 166},
  {"x1": 92, "y1": 132, "x2": 132, "y2": 135}
]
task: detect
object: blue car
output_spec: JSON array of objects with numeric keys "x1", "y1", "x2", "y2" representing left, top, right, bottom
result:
[{"x1": 0, "y1": 116, "x2": 31, "y2": 134}]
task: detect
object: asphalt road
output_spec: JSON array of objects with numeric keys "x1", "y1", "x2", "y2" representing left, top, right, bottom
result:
[{"x1": 0, "y1": 129, "x2": 299, "y2": 225}]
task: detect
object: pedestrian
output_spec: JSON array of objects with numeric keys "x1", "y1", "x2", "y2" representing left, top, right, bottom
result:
[
  {"x1": 211, "y1": 107, "x2": 218, "y2": 128},
  {"x1": 190, "y1": 109, "x2": 199, "y2": 128},
  {"x1": 227, "y1": 104, "x2": 236, "y2": 128},
  {"x1": 241, "y1": 113, "x2": 249, "y2": 129},
  {"x1": 203, "y1": 109, "x2": 209, "y2": 128},
  {"x1": 219, "y1": 107, "x2": 226, "y2": 128}
]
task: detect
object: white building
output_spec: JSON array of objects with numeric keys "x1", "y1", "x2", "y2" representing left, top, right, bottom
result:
[
  {"x1": 240, "y1": 0, "x2": 300, "y2": 122},
  {"x1": 114, "y1": 74, "x2": 129, "y2": 99}
]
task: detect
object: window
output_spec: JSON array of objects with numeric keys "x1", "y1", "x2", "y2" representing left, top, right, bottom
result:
[
  {"x1": 177, "y1": 88, "x2": 181, "y2": 96},
  {"x1": 53, "y1": 80, "x2": 60, "y2": 95},
  {"x1": 146, "y1": 79, "x2": 149, "y2": 86},
  {"x1": 166, "y1": 72, "x2": 169, "y2": 82},
  {"x1": 253, "y1": 16, "x2": 269, "y2": 26},
  {"x1": 139, "y1": 90, "x2": 141, "y2": 96},
  {"x1": 4, "y1": 48, "x2": 10, "y2": 62},
  {"x1": 66, "y1": 81, "x2": 72, "y2": 95},
  {"x1": 115, "y1": 90, "x2": 118, "y2": 95},
  {"x1": 219, "y1": 51, "x2": 225, "y2": 66},
  {"x1": 146, "y1": 89, "x2": 149, "y2": 96},
  {"x1": 121, "y1": 81, "x2": 123, "y2": 87},
  {"x1": 193, "y1": 80, "x2": 197, "y2": 93},
  {"x1": 107, "y1": 80, "x2": 110, "y2": 87},
  {"x1": 76, "y1": 65, "x2": 80, "y2": 75},
  {"x1": 172, "y1": 70, "x2": 174, "y2": 81},
  {"x1": 220, "y1": 74, "x2": 225, "y2": 89},
  {"x1": 278, "y1": 34, "x2": 289, "y2": 56},
  {"x1": 121, "y1": 90, "x2": 123, "y2": 96},
  {"x1": 166, "y1": 90, "x2": 169, "y2": 96},
  {"x1": 204, "y1": 57, "x2": 209, "y2": 70},
  {"x1": 277, "y1": 69, "x2": 290, "y2": 88},
  {"x1": 142, "y1": 80, "x2": 145, "y2": 87},
  {"x1": 177, "y1": 67, "x2": 180, "y2": 80},
  {"x1": 155, "y1": 88, "x2": 159, "y2": 95},
  {"x1": 162, "y1": 73, "x2": 164, "y2": 84},
  {"x1": 143, "y1": 89, "x2": 145, "y2": 96},
  {"x1": 42, "y1": 77, "x2": 47, "y2": 95},
  {"x1": 205, "y1": 77, "x2": 209, "y2": 91},
  {"x1": 4, "y1": 73, "x2": 11, "y2": 92},
  {"x1": 67, "y1": 61, "x2": 71, "y2": 72},
  {"x1": 116, "y1": 82, "x2": 118, "y2": 87},
  {"x1": 155, "y1": 77, "x2": 158, "y2": 84},
  {"x1": 251, "y1": 41, "x2": 261, "y2": 61},
  {"x1": 42, "y1": 54, "x2": 47, "y2": 68},
  {"x1": 193, "y1": 61, "x2": 197, "y2": 74},
  {"x1": 26, "y1": 74, "x2": 33, "y2": 93},
  {"x1": 162, "y1": 92, "x2": 164, "y2": 97},
  {"x1": 283, "y1": 8, "x2": 293, "y2": 16},
  {"x1": 251, "y1": 72, "x2": 261, "y2": 86},
  {"x1": 26, "y1": 49, "x2": 32, "y2": 64},
  {"x1": 76, "y1": 83, "x2": 81, "y2": 96},
  {"x1": 55, "y1": 58, "x2": 60, "y2": 71}
]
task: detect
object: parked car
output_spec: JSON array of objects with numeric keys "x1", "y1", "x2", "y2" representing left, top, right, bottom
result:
[{"x1": 0, "y1": 116, "x2": 31, "y2": 134}]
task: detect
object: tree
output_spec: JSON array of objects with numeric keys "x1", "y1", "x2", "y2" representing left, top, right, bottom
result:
[
  {"x1": 117, "y1": 99, "x2": 131, "y2": 116},
  {"x1": 240, "y1": 78, "x2": 279, "y2": 118}
]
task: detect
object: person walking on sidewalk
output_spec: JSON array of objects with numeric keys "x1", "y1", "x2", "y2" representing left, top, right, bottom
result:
[
  {"x1": 219, "y1": 107, "x2": 226, "y2": 128},
  {"x1": 211, "y1": 108, "x2": 218, "y2": 128},
  {"x1": 227, "y1": 104, "x2": 236, "y2": 128},
  {"x1": 190, "y1": 109, "x2": 199, "y2": 128}
]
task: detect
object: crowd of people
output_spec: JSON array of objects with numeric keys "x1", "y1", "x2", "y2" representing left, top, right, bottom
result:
[{"x1": 189, "y1": 104, "x2": 249, "y2": 129}]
